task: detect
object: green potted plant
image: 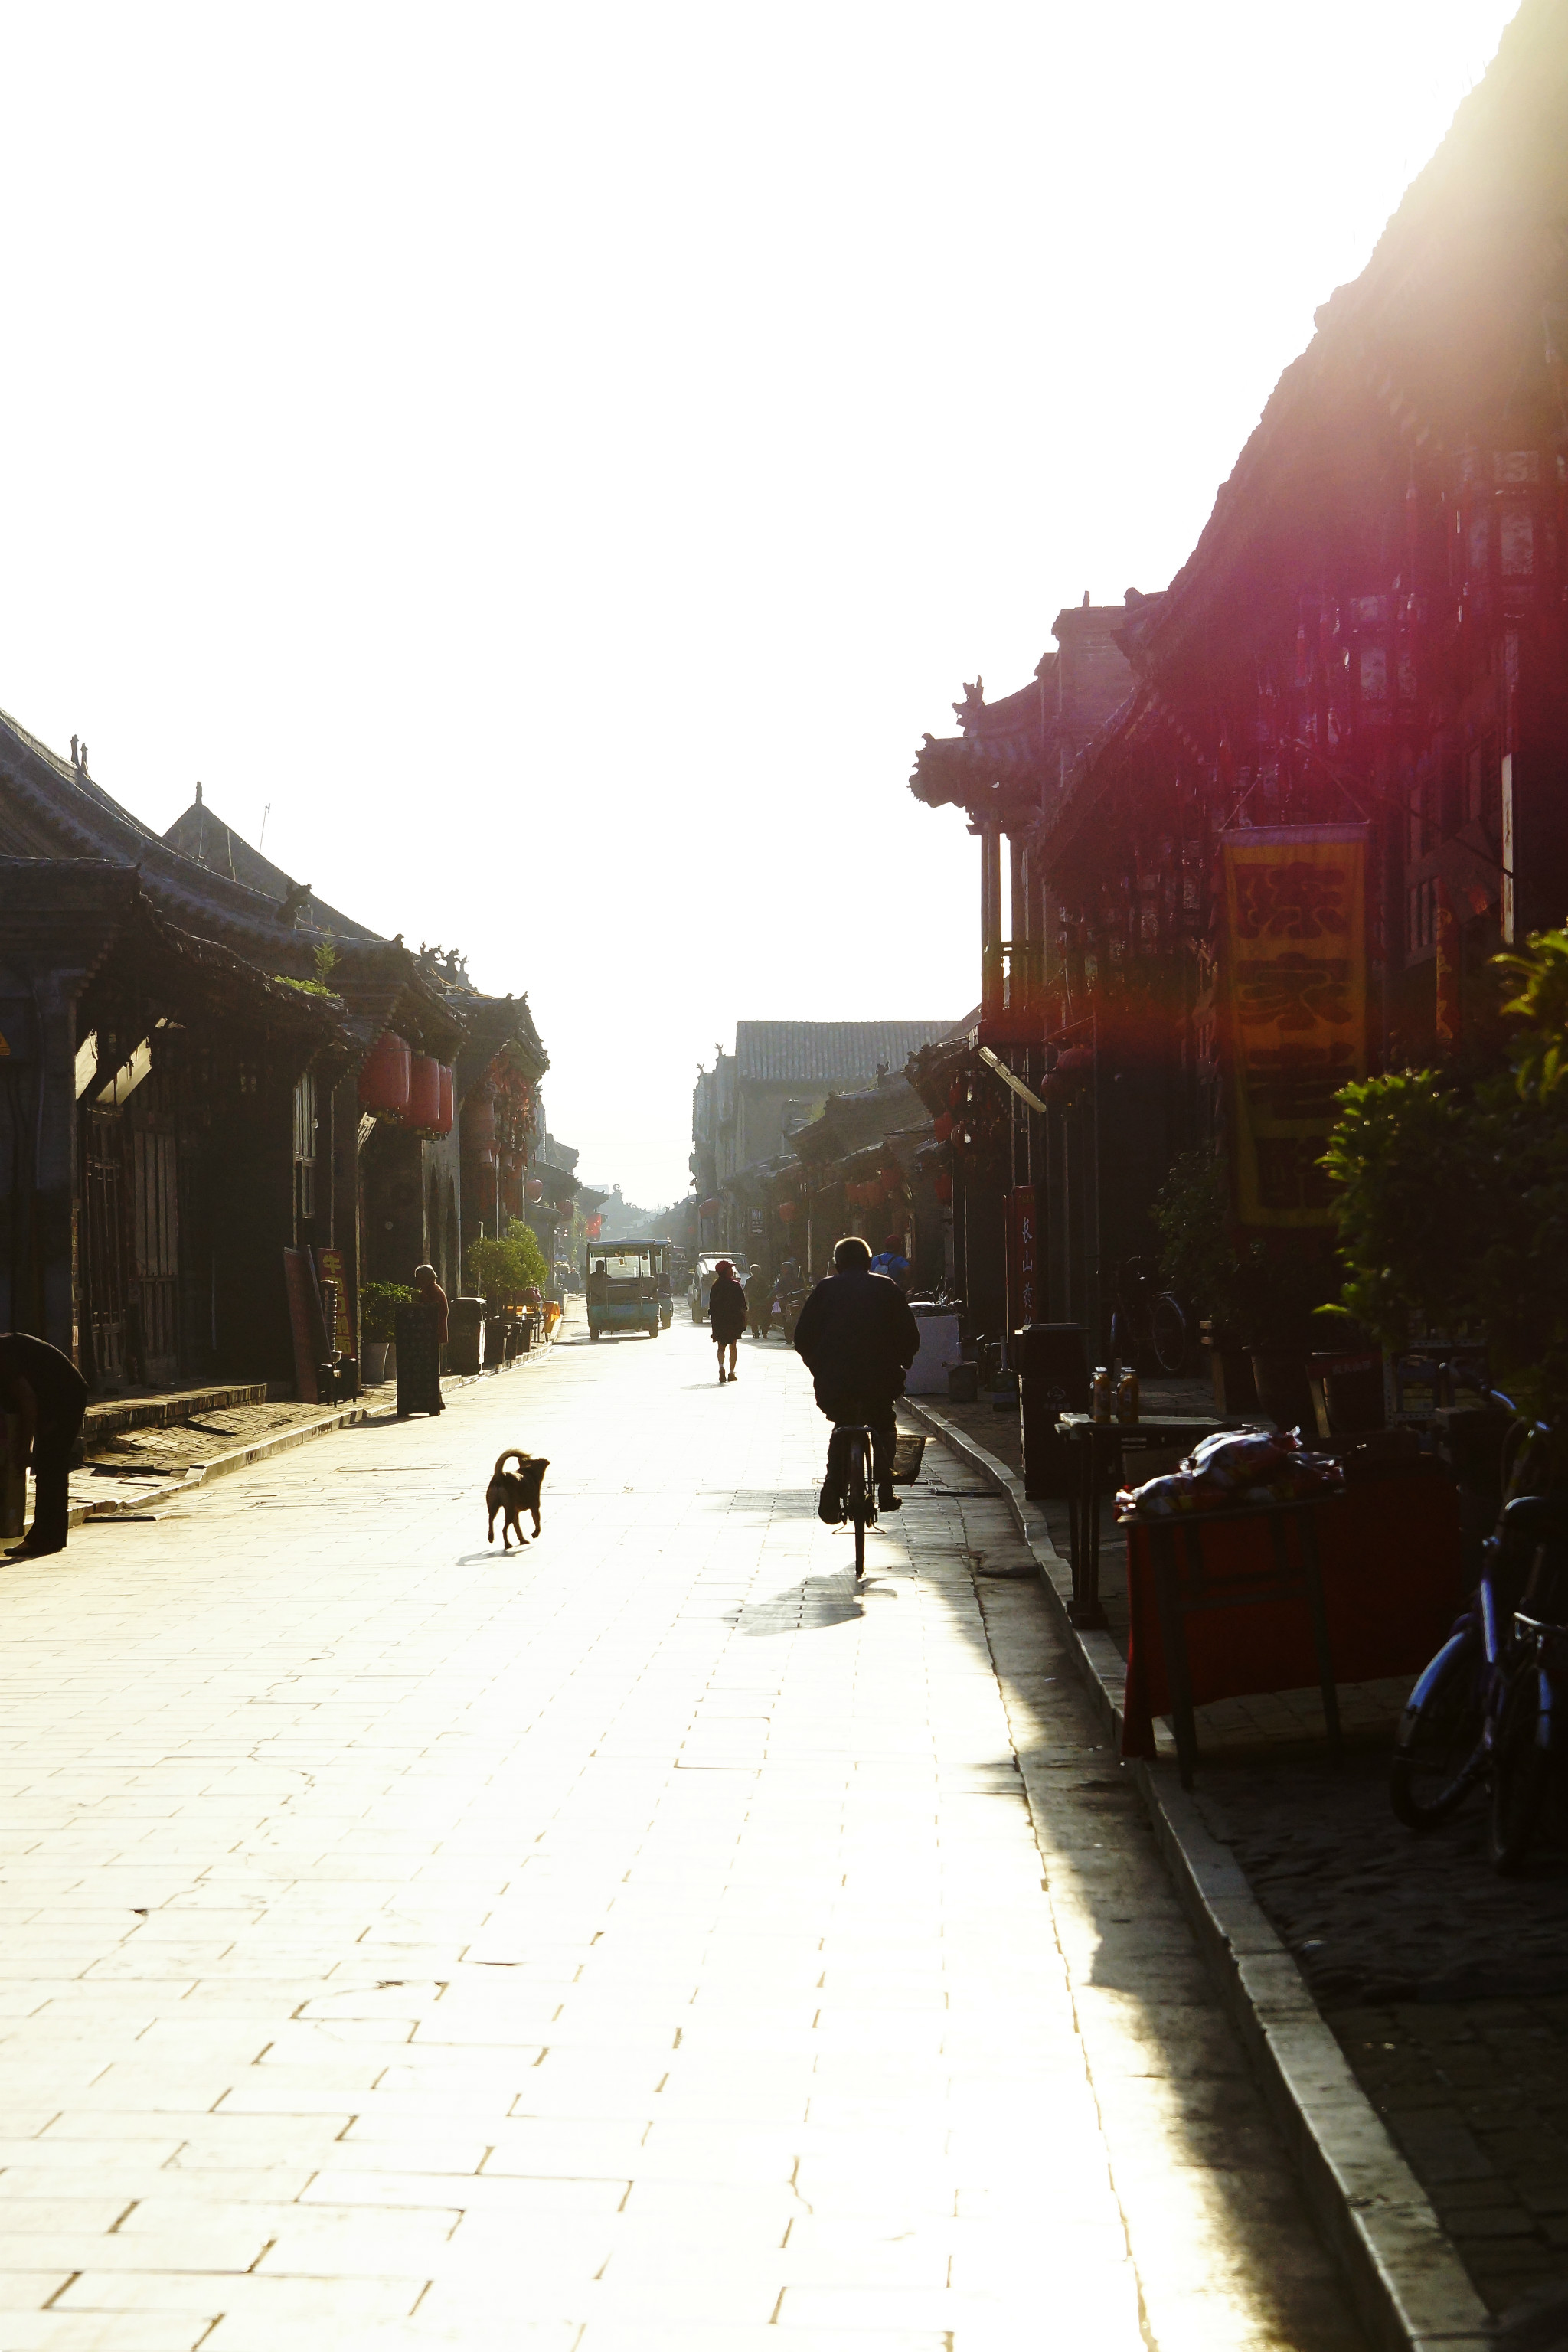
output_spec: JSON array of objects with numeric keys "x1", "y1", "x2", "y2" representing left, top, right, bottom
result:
[{"x1": 359, "y1": 1282, "x2": 414, "y2": 1383}]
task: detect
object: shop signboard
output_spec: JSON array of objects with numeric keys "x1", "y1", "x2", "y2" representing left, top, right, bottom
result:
[
  {"x1": 1008, "y1": 1184, "x2": 1037, "y2": 1328},
  {"x1": 1221, "y1": 825, "x2": 1367, "y2": 1227}
]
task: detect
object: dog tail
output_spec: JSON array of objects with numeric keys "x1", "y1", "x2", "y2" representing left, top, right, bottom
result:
[{"x1": 492, "y1": 1449, "x2": 527, "y2": 1478}]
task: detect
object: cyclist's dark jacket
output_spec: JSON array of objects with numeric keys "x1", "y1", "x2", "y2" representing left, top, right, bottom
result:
[
  {"x1": 792, "y1": 1269, "x2": 920, "y2": 1403},
  {"x1": 708, "y1": 1271, "x2": 748, "y2": 1344}
]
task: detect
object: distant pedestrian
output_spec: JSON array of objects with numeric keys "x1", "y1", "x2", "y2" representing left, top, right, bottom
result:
[
  {"x1": 871, "y1": 1233, "x2": 911, "y2": 1292},
  {"x1": 744, "y1": 1263, "x2": 772, "y2": 1341},
  {"x1": 708, "y1": 1259, "x2": 747, "y2": 1383},
  {"x1": 413, "y1": 1263, "x2": 449, "y2": 1344},
  {"x1": 0, "y1": 1331, "x2": 89, "y2": 1560}
]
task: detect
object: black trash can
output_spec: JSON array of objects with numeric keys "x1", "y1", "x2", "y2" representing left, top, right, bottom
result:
[
  {"x1": 446, "y1": 1295, "x2": 486, "y2": 1377},
  {"x1": 1014, "y1": 1323, "x2": 1090, "y2": 1499}
]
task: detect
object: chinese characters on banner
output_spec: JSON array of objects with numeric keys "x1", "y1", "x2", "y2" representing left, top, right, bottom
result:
[
  {"x1": 1008, "y1": 1186, "x2": 1037, "y2": 1326},
  {"x1": 1222, "y1": 826, "x2": 1367, "y2": 1227}
]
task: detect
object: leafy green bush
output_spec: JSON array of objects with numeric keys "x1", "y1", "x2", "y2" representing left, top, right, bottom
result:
[
  {"x1": 1151, "y1": 1148, "x2": 1237, "y2": 1320},
  {"x1": 360, "y1": 1281, "x2": 415, "y2": 1342},
  {"x1": 1325, "y1": 926, "x2": 1568, "y2": 1416},
  {"x1": 467, "y1": 1218, "x2": 547, "y2": 1303}
]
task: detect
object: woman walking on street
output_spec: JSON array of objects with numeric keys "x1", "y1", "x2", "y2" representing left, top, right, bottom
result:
[{"x1": 709, "y1": 1259, "x2": 747, "y2": 1383}]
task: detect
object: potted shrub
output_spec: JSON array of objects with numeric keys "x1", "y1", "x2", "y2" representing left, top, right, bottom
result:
[
  {"x1": 360, "y1": 1282, "x2": 414, "y2": 1383},
  {"x1": 467, "y1": 1221, "x2": 548, "y2": 1367}
]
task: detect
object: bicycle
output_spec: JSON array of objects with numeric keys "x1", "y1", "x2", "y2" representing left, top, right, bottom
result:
[
  {"x1": 831, "y1": 1422, "x2": 877, "y2": 1580},
  {"x1": 1388, "y1": 1383, "x2": 1563, "y2": 1867},
  {"x1": 1109, "y1": 1257, "x2": 1188, "y2": 1378}
]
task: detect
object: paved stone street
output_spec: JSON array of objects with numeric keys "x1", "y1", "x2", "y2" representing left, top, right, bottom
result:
[{"x1": 0, "y1": 1310, "x2": 1366, "y2": 2350}]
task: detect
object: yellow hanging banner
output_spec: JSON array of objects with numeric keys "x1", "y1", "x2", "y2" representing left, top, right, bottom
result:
[{"x1": 1221, "y1": 825, "x2": 1367, "y2": 1227}]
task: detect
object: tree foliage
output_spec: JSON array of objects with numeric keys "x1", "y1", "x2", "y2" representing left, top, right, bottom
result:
[
  {"x1": 1324, "y1": 926, "x2": 1568, "y2": 1416},
  {"x1": 466, "y1": 1217, "x2": 547, "y2": 1302}
]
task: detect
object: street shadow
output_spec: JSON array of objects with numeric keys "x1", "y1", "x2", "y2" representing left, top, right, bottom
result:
[{"x1": 736, "y1": 1575, "x2": 900, "y2": 1635}]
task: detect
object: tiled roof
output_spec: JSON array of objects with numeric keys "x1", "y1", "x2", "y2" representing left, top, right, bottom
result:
[
  {"x1": 162, "y1": 798, "x2": 377, "y2": 940},
  {"x1": 734, "y1": 1021, "x2": 957, "y2": 1085}
]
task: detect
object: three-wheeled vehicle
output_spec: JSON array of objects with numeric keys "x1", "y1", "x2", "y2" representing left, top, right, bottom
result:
[
  {"x1": 690, "y1": 1250, "x2": 746, "y2": 1324},
  {"x1": 585, "y1": 1242, "x2": 667, "y2": 1341}
]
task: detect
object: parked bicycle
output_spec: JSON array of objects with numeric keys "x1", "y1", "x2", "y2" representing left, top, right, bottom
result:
[
  {"x1": 1109, "y1": 1257, "x2": 1188, "y2": 1377},
  {"x1": 1390, "y1": 1381, "x2": 1568, "y2": 1870}
]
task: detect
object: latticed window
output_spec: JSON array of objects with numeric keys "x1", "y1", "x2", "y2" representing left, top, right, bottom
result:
[{"x1": 292, "y1": 1070, "x2": 317, "y2": 1224}]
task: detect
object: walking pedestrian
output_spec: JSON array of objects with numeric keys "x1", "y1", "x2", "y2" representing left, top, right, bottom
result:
[
  {"x1": 0, "y1": 1331, "x2": 89, "y2": 1560},
  {"x1": 708, "y1": 1259, "x2": 747, "y2": 1383},
  {"x1": 871, "y1": 1233, "x2": 912, "y2": 1291},
  {"x1": 744, "y1": 1262, "x2": 772, "y2": 1342}
]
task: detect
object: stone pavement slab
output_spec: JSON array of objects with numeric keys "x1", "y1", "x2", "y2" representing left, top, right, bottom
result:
[{"x1": 0, "y1": 1312, "x2": 1366, "y2": 2348}]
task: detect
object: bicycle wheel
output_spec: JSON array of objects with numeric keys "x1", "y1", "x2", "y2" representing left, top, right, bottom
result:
[
  {"x1": 1390, "y1": 1627, "x2": 1485, "y2": 1828},
  {"x1": 1488, "y1": 1662, "x2": 1553, "y2": 1875},
  {"x1": 1150, "y1": 1294, "x2": 1187, "y2": 1377},
  {"x1": 846, "y1": 1433, "x2": 870, "y2": 1580}
]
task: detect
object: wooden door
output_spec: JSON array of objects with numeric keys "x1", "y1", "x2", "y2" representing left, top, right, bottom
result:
[{"x1": 132, "y1": 1127, "x2": 180, "y2": 1383}]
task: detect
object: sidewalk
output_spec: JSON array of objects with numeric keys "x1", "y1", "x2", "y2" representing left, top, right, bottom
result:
[{"x1": 906, "y1": 1390, "x2": 1568, "y2": 2335}]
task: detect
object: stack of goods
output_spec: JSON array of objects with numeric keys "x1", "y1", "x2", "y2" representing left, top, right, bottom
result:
[{"x1": 1116, "y1": 1429, "x2": 1346, "y2": 1522}]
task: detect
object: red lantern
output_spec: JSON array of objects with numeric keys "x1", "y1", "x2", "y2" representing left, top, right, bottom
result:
[
  {"x1": 934, "y1": 1172, "x2": 954, "y2": 1204},
  {"x1": 524, "y1": 1176, "x2": 544, "y2": 1203},
  {"x1": 699, "y1": 1197, "x2": 722, "y2": 1216},
  {"x1": 949, "y1": 1080, "x2": 962, "y2": 1109},
  {"x1": 407, "y1": 1054, "x2": 442, "y2": 1131},
  {"x1": 778, "y1": 1200, "x2": 796, "y2": 1224},
  {"x1": 933, "y1": 1112, "x2": 952, "y2": 1142},
  {"x1": 358, "y1": 1031, "x2": 411, "y2": 1120}
]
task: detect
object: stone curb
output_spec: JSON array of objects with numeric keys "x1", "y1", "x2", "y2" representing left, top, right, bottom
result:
[
  {"x1": 903, "y1": 1394, "x2": 1494, "y2": 2352},
  {"x1": 60, "y1": 1341, "x2": 560, "y2": 1534}
]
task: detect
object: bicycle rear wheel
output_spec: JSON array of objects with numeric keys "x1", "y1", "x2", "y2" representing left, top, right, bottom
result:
[
  {"x1": 1150, "y1": 1294, "x2": 1187, "y2": 1377},
  {"x1": 1390, "y1": 1627, "x2": 1485, "y2": 1828},
  {"x1": 846, "y1": 1432, "x2": 871, "y2": 1580}
]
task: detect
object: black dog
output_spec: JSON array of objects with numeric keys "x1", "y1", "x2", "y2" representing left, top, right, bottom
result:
[{"x1": 485, "y1": 1449, "x2": 549, "y2": 1550}]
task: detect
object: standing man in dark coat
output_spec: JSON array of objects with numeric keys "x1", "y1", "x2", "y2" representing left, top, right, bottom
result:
[
  {"x1": 792, "y1": 1236, "x2": 920, "y2": 1522},
  {"x1": 0, "y1": 1332, "x2": 89, "y2": 1560},
  {"x1": 708, "y1": 1259, "x2": 747, "y2": 1383},
  {"x1": 744, "y1": 1263, "x2": 772, "y2": 1342}
]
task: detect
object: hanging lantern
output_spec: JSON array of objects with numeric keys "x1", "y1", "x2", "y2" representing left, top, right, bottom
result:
[
  {"x1": 524, "y1": 1175, "x2": 544, "y2": 1203},
  {"x1": 777, "y1": 1200, "x2": 797, "y2": 1224},
  {"x1": 358, "y1": 1031, "x2": 411, "y2": 1120},
  {"x1": 934, "y1": 1171, "x2": 954, "y2": 1205},
  {"x1": 948, "y1": 1080, "x2": 963, "y2": 1109},
  {"x1": 933, "y1": 1112, "x2": 952, "y2": 1142},
  {"x1": 407, "y1": 1054, "x2": 443, "y2": 1131},
  {"x1": 699, "y1": 1197, "x2": 722, "y2": 1216}
]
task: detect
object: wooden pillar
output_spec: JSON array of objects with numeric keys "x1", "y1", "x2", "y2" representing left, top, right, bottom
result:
[{"x1": 980, "y1": 823, "x2": 1004, "y2": 1025}]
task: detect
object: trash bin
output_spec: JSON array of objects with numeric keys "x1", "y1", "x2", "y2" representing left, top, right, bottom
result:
[
  {"x1": 447, "y1": 1296, "x2": 485, "y2": 1377},
  {"x1": 394, "y1": 1302, "x2": 444, "y2": 1418},
  {"x1": 1014, "y1": 1323, "x2": 1090, "y2": 1498}
]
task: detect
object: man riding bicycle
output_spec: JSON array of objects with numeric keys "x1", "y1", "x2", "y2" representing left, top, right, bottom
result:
[{"x1": 792, "y1": 1235, "x2": 920, "y2": 1526}]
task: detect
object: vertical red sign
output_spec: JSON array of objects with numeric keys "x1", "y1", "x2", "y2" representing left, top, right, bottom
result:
[{"x1": 1008, "y1": 1186, "x2": 1037, "y2": 1330}]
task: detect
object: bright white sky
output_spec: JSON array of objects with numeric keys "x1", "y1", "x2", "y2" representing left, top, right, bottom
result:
[{"x1": 0, "y1": 2, "x2": 1517, "y2": 1206}]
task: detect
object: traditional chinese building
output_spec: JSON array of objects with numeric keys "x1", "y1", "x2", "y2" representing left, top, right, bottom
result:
[
  {"x1": 904, "y1": 0, "x2": 1568, "y2": 1353},
  {"x1": 1, "y1": 724, "x2": 552, "y2": 1385}
]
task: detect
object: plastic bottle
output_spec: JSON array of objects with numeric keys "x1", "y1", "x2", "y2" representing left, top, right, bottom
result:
[
  {"x1": 1091, "y1": 1366, "x2": 1113, "y2": 1423},
  {"x1": 1116, "y1": 1367, "x2": 1140, "y2": 1424}
]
